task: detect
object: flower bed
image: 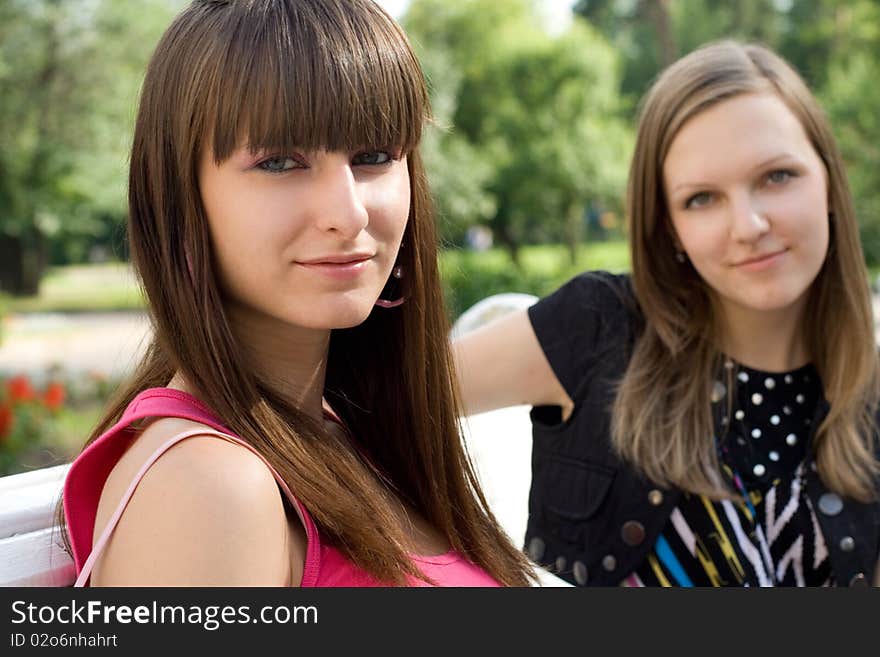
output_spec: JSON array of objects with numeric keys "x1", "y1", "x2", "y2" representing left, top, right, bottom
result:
[{"x1": 0, "y1": 373, "x2": 68, "y2": 476}]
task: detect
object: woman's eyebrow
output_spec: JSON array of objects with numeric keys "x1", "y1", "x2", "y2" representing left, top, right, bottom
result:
[{"x1": 669, "y1": 152, "x2": 802, "y2": 195}]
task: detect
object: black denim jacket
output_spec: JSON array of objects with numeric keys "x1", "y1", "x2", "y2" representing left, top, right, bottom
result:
[{"x1": 524, "y1": 272, "x2": 880, "y2": 587}]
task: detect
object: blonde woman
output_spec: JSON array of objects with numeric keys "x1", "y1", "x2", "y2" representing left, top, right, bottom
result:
[{"x1": 455, "y1": 41, "x2": 880, "y2": 587}]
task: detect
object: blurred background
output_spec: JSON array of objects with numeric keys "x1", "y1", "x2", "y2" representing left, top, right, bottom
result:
[{"x1": 1, "y1": 0, "x2": 879, "y2": 476}]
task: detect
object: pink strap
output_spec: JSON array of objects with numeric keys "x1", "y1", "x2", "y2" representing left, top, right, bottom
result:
[{"x1": 74, "y1": 428, "x2": 319, "y2": 587}]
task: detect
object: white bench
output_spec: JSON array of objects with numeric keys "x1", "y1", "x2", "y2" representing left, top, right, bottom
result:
[
  {"x1": 0, "y1": 293, "x2": 568, "y2": 586},
  {"x1": 0, "y1": 463, "x2": 75, "y2": 586}
]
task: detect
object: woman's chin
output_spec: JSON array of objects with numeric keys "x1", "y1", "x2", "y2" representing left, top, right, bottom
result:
[{"x1": 299, "y1": 301, "x2": 381, "y2": 330}]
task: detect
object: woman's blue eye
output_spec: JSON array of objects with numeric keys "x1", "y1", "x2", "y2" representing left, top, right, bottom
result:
[
  {"x1": 352, "y1": 151, "x2": 391, "y2": 166},
  {"x1": 766, "y1": 169, "x2": 794, "y2": 185},
  {"x1": 257, "y1": 156, "x2": 299, "y2": 173},
  {"x1": 685, "y1": 192, "x2": 713, "y2": 209}
]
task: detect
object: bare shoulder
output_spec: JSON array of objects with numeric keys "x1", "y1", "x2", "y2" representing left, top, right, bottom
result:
[{"x1": 91, "y1": 417, "x2": 302, "y2": 586}]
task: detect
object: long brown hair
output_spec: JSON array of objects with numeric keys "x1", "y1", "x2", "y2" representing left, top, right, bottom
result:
[
  {"x1": 613, "y1": 40, "x2": 880, "y2": 501},
  {"x1": 60, "y1": 0, "x2": 534, "y2": 586}
]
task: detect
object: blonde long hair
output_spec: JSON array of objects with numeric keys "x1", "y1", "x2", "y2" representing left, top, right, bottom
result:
[
  {"x1": 613, "y1": 40, "x2": 880, "y2": 501},
  {"x1": 60, "y1": 0, "x2": 534, "y2": 586}
]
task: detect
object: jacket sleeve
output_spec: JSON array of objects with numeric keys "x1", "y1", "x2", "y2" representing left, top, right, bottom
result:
[{"x1": 527, "y1": 270, "x2": 635, "y2": 402}]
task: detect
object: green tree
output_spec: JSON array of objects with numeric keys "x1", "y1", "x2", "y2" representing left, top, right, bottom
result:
[
  {"x1": 404, "y1": 0, "x2": 538, "y2": 248},
  {"x1": 572, "y1": 0, "x2": 678, "y2": 112},
  {"x1": 473, "y1": 24, "x2": 632, "y2": 264},
  {"x1": 573, "y1": 0, "x2": 828, "y2": 111},
  {"x1": 405, "y1": 0, "x2": 632, "y2": 263},
  {"x1": 0, "y1": 0, "x2": 182, "y2": 293},
  {"x1": 412, "y1": 42, "x2": 497, "y2": 246},
  {"x1": 819, "y1": 1, "x2": 880, "y2": 264}
]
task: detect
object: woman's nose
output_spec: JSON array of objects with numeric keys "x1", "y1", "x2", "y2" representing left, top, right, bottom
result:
[
  {"x1": 728, "y1": 193, "x2": 770, "y2": 243},
  {"x1": 310, "y1": 158, "x2": 370, "y2": 239}
]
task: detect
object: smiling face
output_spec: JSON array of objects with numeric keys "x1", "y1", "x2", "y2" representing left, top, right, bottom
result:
[
  {"x1": 198, "y1": 145, "x2": 410, "y2": 331},
  {"x1": 663, "y1": 92, "x2": 830, "y2": 324}
]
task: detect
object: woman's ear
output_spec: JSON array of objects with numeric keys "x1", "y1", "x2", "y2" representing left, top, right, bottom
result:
[
  {"x1": 666, "y1": 219, "x2": 688, "y2": 263},
  {"x1": 665, "y1": 218, "x2": 683, "y2": 251}
]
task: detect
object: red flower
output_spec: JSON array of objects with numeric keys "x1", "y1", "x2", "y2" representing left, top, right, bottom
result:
[
  {"x1": 0, "y1": 405, "x2": 13, "y2": 441},
  {"x1": 43, "y1": 381, "x2": 66, "y2": 412},
  {"x1": 6, "y1": 375, "x2": 36, "y2": 403}
]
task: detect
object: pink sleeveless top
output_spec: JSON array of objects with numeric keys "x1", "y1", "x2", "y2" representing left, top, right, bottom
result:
[{"x1": 63, "y1": 388, "x2": 500, "y2": 587}]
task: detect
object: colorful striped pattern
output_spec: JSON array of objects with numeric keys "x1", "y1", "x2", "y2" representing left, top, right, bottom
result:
[{"x1": 624, "y1": 463, "x2": 832, "y2": 587}]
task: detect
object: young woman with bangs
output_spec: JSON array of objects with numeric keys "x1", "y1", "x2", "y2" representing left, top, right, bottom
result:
[
  {"x1": 455, "y1": 41, "x2": 880, "y2": 587},
  {"x1": 60, "y1": 0, "x2": 535, "y2": 587}
]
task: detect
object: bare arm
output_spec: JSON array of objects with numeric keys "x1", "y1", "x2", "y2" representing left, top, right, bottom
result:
[
  {"x1": 91, "y1": 433, "x2": 303, "y2": 586},
  {"x1": 452, "y1": 308, "x2": 572, "y2": 418}
]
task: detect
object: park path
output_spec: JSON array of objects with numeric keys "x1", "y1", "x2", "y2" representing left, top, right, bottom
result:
[{"x1": 0, "y1": 311, "x2": 151, "y2": 381}]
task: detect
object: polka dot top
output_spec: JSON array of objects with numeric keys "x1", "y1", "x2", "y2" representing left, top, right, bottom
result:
[
  {"x1": 624, "y1": 359, "x2": 832, "y2": 587},
  {"x1": 716, "y1": 359, "x2": 819, "y2": 490}
]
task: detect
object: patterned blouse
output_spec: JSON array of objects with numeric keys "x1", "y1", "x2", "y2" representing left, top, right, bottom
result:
[{"x1": 624, "y1": 361, "x2": 832, "y2": 587}]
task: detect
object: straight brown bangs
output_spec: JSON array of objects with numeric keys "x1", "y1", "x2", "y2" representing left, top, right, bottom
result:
[{"x1": 203, "y1": 0, "x2": 429, "y2": 164}]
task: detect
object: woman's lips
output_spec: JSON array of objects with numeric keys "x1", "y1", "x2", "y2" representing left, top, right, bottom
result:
[
  {"x1": 734, "y1": 249, "x2": 787, "y2": 272},
  {"x1": 296, "y1": 256, "x2": 373, "y2": 280}
]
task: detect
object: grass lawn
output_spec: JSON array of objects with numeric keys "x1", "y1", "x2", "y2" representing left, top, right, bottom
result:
[
  {"x1": 52, "y1": 402, "x2": 105, "y2": 455},
  {"x1": 443, "y1": 241, "x2": 629, "y2": 274},
  {"x1": 3, "y1": 263, "x2": 145, "y2": 314},
  {"x1": 441, "y1": 241, "x2": 630, "y2": 317},
  {"x1": 2, "y1": 402, "x2": 105, "y2": 476}
]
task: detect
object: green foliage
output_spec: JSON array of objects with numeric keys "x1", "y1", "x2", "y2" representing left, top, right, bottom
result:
[
  {"x1": 405, "y1": 0, "x2": 633, "y2": 259},
  {"x1": 0, "y1": 366, "x2": 119, "y2": 476},
  {"x1": 416, "y1": 45, "x2": 498, "y2": 245},
  {"x1": 440, "y1": 241, "x2": 629, "y2": 319},
  {"x1": 0, "y1": 373, "x2": 66, "y2": 476},
  {"x1": 4, "y1": 263, "x2": 144, "y2": 313},
  {"x1": 0, "y1": 0, "x2": 185, "y2": 285},
  {"x1": 0, "y1": 293, "x2": 6, "y2": 344},
  {"x1": 405, "y1": 0, "x2": 535, "y2": 247},
  {"x1": 573, "y1": 0, "x2": 878, "y2": 112},
  {"x1": 822, "y1": 49, "x2": 880, "y2": 263},
  {"x1": 476, "y1": 22, "x2": 632, "y2": 257},
  {"x1": 669, "y1": 0, "x2": 784, "y2": 66}
]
